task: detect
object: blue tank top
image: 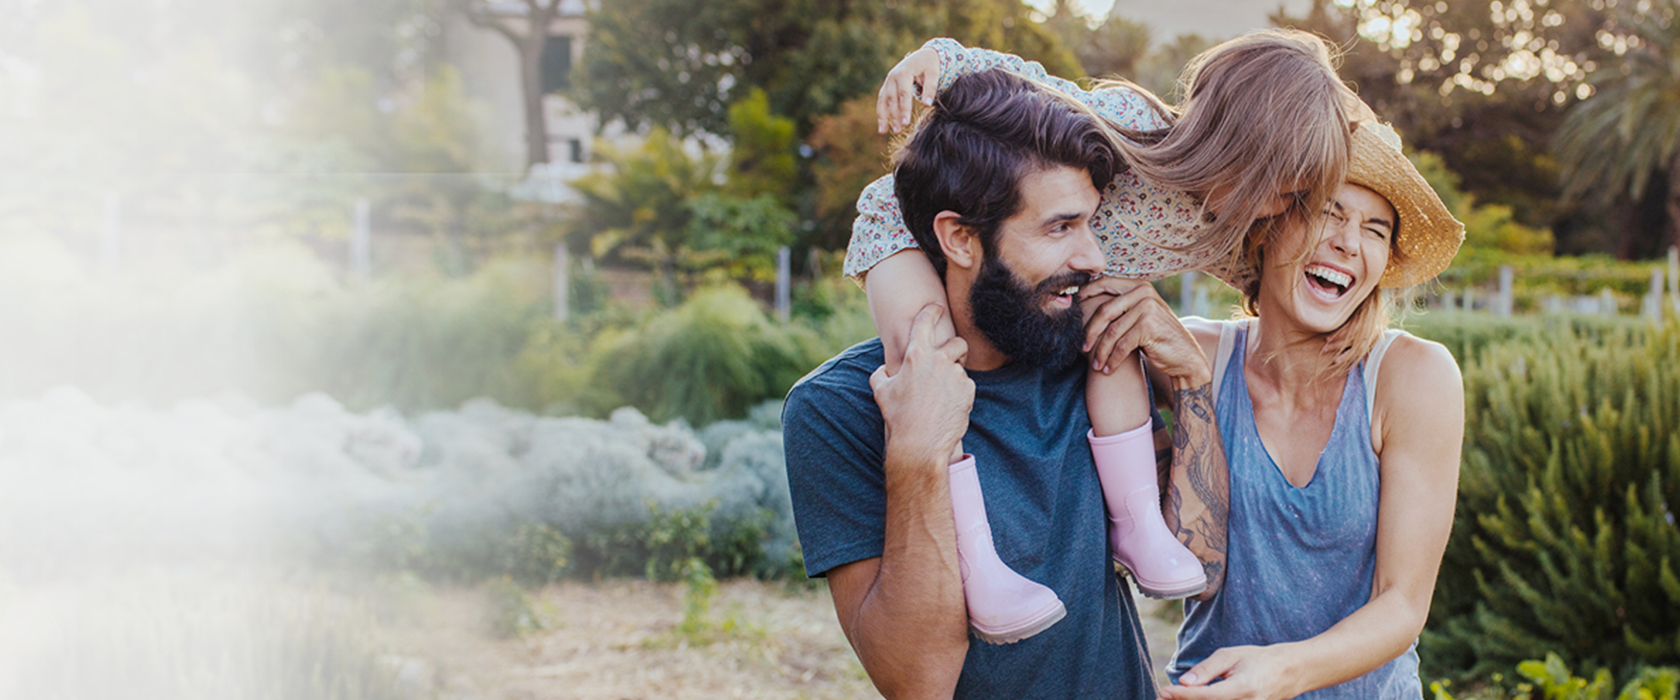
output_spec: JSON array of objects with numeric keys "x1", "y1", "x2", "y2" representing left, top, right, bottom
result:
[{"x1": 1170, "y1": 322, "x2": 1421, "y2": 699}]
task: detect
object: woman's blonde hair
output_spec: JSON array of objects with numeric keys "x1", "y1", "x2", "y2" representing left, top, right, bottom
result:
[{"x1": 1097, "y1": 29, "x2": 1358, "y2": 267}]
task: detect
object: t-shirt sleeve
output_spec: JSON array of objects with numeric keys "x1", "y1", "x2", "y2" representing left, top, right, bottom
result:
[{"x1": 781, "y1": 372, "x2": 890, "y2": 577}]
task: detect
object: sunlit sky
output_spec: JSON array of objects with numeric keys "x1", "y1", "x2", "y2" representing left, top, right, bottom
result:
[{"x1": 1026, "y1": 0, "x2": 1317, "y2": 43}]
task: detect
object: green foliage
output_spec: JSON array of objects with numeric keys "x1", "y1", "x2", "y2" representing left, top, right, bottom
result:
[
  {"x1": 575, "y1": 0, "x2": 1081, "y2": 138},
  {"x1": 590, "y1": 286, "x2": 824, "y2": 425},
  {"x1": 808, "y1": 94, "x2": 894, "y2": 250},
  {"x1": 1430, "y1": 655, "x2": 1680, "y2": 700},
  {"x1": 486, "y1": 576, "x2": 549, "y2": 638},
  {"x1": 567, "y1": 130, "x2": 797, "y2": 296},
  {"x1": 1552, "y1": 0, "x2": 1680, "y2": 251},
  {"x1": 726, "y1": 88, "x2": 801, "y2": 207},
  {"x1": 685, "y1": 193, "x2": 797, "y2": 283},
  {"x1": 578, "y1": 501, "x2": 775, "y2": 582},
  {"x1": 1420, "y1": 320, "x2": 1680, "y2": 681}
]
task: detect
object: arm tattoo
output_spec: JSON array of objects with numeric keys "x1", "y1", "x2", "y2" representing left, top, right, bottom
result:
[{"x1": 1162, "y1": 383, "x2": 1230, "y2": 594}]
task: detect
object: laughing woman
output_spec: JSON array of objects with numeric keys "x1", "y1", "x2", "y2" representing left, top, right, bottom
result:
[{"x1": 1081, "y1": 120, "x2": 1467, "y2": 699}]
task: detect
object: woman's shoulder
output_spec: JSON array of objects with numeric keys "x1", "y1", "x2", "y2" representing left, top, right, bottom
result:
[{"x1": 1372, "y1": 332, "x2": 1462, "y2": 413}]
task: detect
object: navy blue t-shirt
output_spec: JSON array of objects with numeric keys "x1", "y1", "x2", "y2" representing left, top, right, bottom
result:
[{"x1": 782, "y1": 338, "x2": 1155, "y2": 699}]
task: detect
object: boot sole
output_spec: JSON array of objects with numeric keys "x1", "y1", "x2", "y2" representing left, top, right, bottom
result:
[
  {"x1": 1132, "y1": 575, "x2": 1207, "y2": 600},
  {"x1": 969, "y1": 599, "x2": 1067, "y2": 645}
]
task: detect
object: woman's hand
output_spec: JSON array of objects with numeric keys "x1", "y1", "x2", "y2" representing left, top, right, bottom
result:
[
  {"x1": 1159, "y1": 645, "x2": 1301, "y2": 700},
  {"x1": 878, "y1": 47, "x2": 940, "y2": 134},
  {"x1": 1078, "y1": 277, "x2": 1211, "y2": 388}
]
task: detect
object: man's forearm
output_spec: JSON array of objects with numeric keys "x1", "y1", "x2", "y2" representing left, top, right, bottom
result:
[
  {"x1": 1160, "y1": 381, "x2": 1230, "y2": 598},
  {"x1": 841, "y1": 446, "x2": 970, "y2": 698}
]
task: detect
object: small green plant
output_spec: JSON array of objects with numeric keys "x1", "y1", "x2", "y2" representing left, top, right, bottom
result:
[
  {"x1": 507, "y1": 521, "x2": 572, "y2": 586},
  {"x1": 677, "y1": 558, "x2": 718, "y2": 637},
  {"x1": 1430, "y1": 655, "x2": 1680, "y2": 700},
  {"x1": 485, "y1": 576, "x2": 547, "y2": 638}
]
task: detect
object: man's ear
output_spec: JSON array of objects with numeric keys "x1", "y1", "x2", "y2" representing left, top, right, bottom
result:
[{"x1": 932, "y1": 211, "x2": 981, "y2": 271}]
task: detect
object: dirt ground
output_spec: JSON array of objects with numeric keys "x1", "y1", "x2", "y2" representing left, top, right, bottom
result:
[{"x1": 378, "y1": 578, "x2": 1183, "y2": 700}]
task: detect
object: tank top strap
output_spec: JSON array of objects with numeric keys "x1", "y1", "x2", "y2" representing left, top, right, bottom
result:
[
  {"x1": 1362, "y1": 328, "x2": 1407, "y2": 425},
  {"x1": 1210, "y1": 319, "x2": 1250, "y2": 407}
]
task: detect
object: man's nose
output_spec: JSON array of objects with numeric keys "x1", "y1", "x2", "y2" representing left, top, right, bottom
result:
[{"x1": 1071, "y1": 228, "x2": 1106, "y2": 274}]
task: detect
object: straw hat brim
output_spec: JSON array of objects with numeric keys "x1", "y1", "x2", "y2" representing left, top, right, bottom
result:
[{"x1": 1205, "y1": 121, "x2": 1465, "y2": 291}]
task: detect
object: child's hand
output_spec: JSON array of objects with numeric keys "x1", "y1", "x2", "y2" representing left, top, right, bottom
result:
[{"x1": 878, "y1": 47, "x2": 940, "y2": 134}]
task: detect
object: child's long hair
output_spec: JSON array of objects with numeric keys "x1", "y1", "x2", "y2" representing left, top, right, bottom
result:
[{"x1": 1099, "y1": 30, "x2": 1357, "y2": 269}]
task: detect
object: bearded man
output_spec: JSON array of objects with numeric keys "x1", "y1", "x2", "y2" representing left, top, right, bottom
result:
[{"x1": 782, "y1": 69, "x2": 1178, "y2": 699}]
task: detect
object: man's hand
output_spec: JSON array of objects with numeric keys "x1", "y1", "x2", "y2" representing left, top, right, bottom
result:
[
  {"x1": 1079, "y1": 277, "x2": 1211, "y2": 389},
  {"x1": 870, "y1": 303, "x2": 973, "y2": 467}
]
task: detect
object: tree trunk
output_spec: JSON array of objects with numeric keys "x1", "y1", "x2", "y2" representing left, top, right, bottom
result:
[
  {"x1": 1667, "y1": 152, "x2": 1680, "y2": 254},
  {"x1": 519, "y1": 35, "x2": 550, "y2": 169}
]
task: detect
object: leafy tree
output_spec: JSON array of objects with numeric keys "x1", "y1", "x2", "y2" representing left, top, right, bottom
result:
[
  {"x1": 566, "y1": 129, "x2": 796, "y2": 299},
  {"x1": 573, "y1": 0, "x2": 1082, "y2": 139},
  {"x1": 1552, "y1": 0, "x2": 1680, "y2": 256},
  {"x1": 808, "y1": 95, "x2": 894, "y2": 251},
  {"x1": 724, "y1": 88, "x2": 800, "y2": 207},
  {"x1": 1269, "y1": 0, "x2": 1620, "y2": 249},
  {"x1": 1077, "y1": 14, "x2": 1154, "y2": 83}
]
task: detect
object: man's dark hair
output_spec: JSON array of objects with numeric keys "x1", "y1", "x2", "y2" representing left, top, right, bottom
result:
[{"x1": 893, "y1": 69, "x2": 1122, "y2": 277}]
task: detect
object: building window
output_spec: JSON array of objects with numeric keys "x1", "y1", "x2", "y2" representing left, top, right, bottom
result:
[
  {"x1": 568, "y1": 138, "x2": 584, "y2": 163},
  {"x1": 541, "y1": 35, "x2": 573, "y2": 94}
]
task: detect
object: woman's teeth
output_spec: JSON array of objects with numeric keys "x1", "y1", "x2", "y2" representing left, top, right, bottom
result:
[{"x1": 1305, "y1": 265, "x2": 1351, "y2": 296}]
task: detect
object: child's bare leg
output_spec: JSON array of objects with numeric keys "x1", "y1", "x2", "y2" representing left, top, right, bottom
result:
[
  {"x1": 865, "y1": 248, "x2": 960, "y2": 459},
  {"x1": 865, "y1": 249, "x2": 955, "y2": 377},
  {"x1": 1087, "y1": 352, "x2": 1207, "y2": 599}
]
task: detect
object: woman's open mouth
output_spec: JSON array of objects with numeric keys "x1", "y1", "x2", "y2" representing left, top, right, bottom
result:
[{"x1": 1304, "y1": 264, "x2": 1352, "y2": 300}]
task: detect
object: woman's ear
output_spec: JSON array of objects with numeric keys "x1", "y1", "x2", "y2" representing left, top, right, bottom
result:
[{"x1": 932, "y1": 211, "x2": 981, "y2": 271}]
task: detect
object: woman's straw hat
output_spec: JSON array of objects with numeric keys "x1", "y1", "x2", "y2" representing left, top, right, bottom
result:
[{"x1": 1203, "y1": 120, "x2": 1465, "y2": 291}]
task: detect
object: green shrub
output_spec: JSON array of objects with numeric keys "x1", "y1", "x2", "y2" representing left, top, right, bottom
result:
[
  {"x1": 1403, "y1": 313, "x2": 1645, "y2": 364},
  {"x1": 1422, "y1": 320, "x2": 1680, "y2": 681},
  {"x1": 590, "y1": 285, "x2": 825, "y2": 425},
  {"x1": 576, "y1": 500, "x2": 775, "y2": 582}
]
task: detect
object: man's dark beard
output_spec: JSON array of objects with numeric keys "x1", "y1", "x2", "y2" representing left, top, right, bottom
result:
[{"x1": 968, "y1": 255, "x2": 1091, "y2": 370}]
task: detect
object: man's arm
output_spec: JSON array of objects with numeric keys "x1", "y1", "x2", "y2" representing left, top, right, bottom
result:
[{"x1": 826, "y1": 304, "x2": 974, "y2": 699}]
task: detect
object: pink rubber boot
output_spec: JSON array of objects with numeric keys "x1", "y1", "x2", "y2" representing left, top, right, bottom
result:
[
  {"x1": 1089, "y1": 423, "x2": 1207, "y2": 599},
  {"x1": 947, "y1": 455, "x2": 1066, "y2": 644}
]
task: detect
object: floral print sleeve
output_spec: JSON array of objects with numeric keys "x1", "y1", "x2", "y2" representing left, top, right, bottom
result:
[{"x1": 843, "y1": 39, "x2": 1215, "y2": 286}]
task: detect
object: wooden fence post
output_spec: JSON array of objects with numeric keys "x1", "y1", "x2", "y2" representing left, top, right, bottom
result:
[
  {"x1": 351, "y1": 198, "x2": 371, "y2": 281},
  {"x1": 554, "y1": 244, "x2": 570, "y2": 321}
]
